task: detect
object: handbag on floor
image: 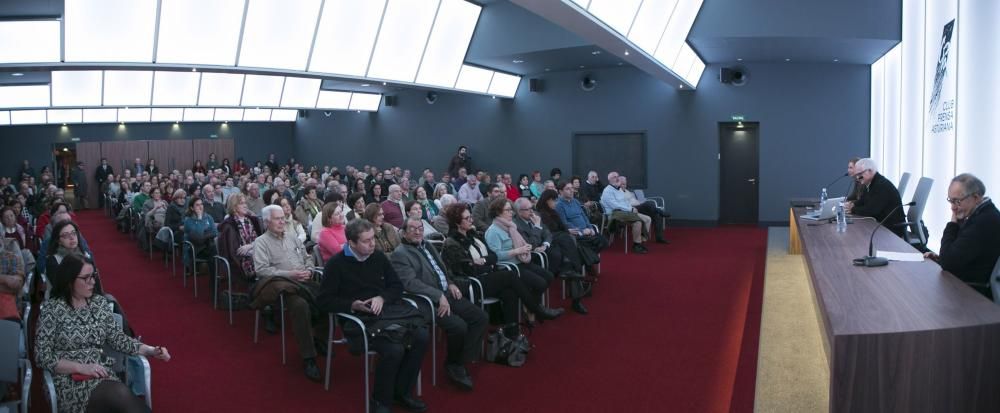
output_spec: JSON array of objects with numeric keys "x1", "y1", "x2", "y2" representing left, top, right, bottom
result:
[{"x1": 486, "y1": 324, "x2": 530, "y2": 367}]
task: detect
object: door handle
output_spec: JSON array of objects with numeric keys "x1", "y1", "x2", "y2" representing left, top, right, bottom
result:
[{"x1": 747, "y1": 178, "x2": 756, "y2": 183}]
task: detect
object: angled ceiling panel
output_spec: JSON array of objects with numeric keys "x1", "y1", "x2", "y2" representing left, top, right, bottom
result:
[
  {"x1": 366, "y1": 0, "x2": 440, "y2": 82},
  {"x1": 0, "y1": 21, "x2": 61, "y2": 64},
  {"x1": 415, "y1": 0, "x2": 482, "y2": 87},
  {"x1": 64, "y1": 0, "x2": 158, "y2": 62},
  {"x1": 238, "y1": 0, "x2": 323, "y2": 71},
  {"x1": 156, "y1": 0, "x2": 246, "y2": 66},
  {"x1": 308, "y1": 0, "x2": 387, "y2": 76}
]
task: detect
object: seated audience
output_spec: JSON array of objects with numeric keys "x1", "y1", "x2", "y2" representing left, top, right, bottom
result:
[
  {"x1": 218, "y1": 194, "x2": 263, "y2": 291},
  {"x1": 309, "y1": 193, "x2": 344, "y2": 242},
  {"x1": 619, "y1": 176, "x2": 669, "y2": 244},
  {"x1": 164, "y1": 189, "x2": 187, "y2": 246},
  {"x1": 46, "y1": 220, "x2": 95, "y2": 277},
  {"x1": 367, "y1": 183, "x2": 385, "y2": 204},
  {"x1": 516, "y1": 195, "x2": 589, "y2": 314},
  {"x1": 381, "y1": 185, "x2": 406, "y2": 228},
  {"x1": 844, "y1": 158, "x2": 905, "y2": 237},
  {"x1": 182, "y1": 197, "x2": 218, "y2": 278},
  {"x1": 244, "y1": 182, "x2": 265, "y2": 216},
  {"x1": 392, "y1": 217, "x2": 487, "y2": 391},
  {"x1": 252, "y1": 205, "x2": 325, "y2": 382},
  {"x1": 432, "y1": 194, "x2": 457, "y2": 235},
  {"x1": 529, "y1": 171, "x2": 544, "y2": 199},
  {"x1": 472, "y1": 183, "x2": 505, "y2": 232},
  {"x1": 346, "y1": 193, "x2": 367, "y2": 222},
  {"x1": 317, "y1": 219, "x2": 429, "y2": 413},
  {"x1": 294, "y1": 185, "x2": 322, "y2": 231},
  {"x1": 440, "y1": 204, "x2": 563, "y2": 332},
  {"x1": 1, "y1": 206, "x2": 35, "y2": 276},
  {"x1": 456, "y1": 175, "x2": 482, "y2": 206},
  {"x1": 364, "y1": 204, "x2": 401, "y2": 253},
  {"x1": 277, "y1": 197, "x2": 307, "y2": 244},
  {"x1": 925, "y1": 173, "x2": 1000, "y2": 299},
  {"x1": 318, "y1": 203, "x2": 347, "y2": 263},
  {"x1": 405, "y1": 200, "x2": 442, "y2": 240},
  {"x1": 600, "y1": 171, "x2": 651, "y2": 254},
  {"x1": 484, "y1": 198, "x2": 554, "y2": 321},
  {"x1": 35, "y1": 253, "x2": 170, "y2": 413},
  {"x1": 555, "y1": 182, "x2": 610, "y2": 272},
  {"x1": 413, "y1": 186, "x2": 438, "y2": 219},
  {"x1": 0, "y1": 238, "x2": 24, "y2": 321}
]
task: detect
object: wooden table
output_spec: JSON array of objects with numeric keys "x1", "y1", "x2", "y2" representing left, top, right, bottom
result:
[{"x1": 792, "y1": 207, "x2": 1000, "y2": 412}]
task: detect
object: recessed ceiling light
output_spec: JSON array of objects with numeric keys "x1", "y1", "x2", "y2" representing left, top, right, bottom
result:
[
  {"x1": 679, "y1": 84, "x2": 684, "y2": 89},
  {"x1": 624, "y1": 50, "x2": 630, "y2": 56},
  {"x1": 512, "y1": 59, "x2": 524, "y2": 64},
  {"x1": 618, "y1": 62, "x2": 623, "y2": 66},
  {"x1": 591, "y1": 50, "x2": 601, "y2": 55},
  {"x1": 833, "y1": 58, "x2": 839, "y2": 62},
  {"x1": 361, "y1": 83, "x2": 370, "y2": 87},
  {"x1": 544, "y1": 68, "x2": 551, "y2": 72},
  {"x1": 191, "y1": 68, "x2": 197, "y2": 72},
  {"x1": 11, "y1": 73, "x2": 24, "y2": 77},
  {"x1": 382, "y1": 82, "x2": 387, "y2": 86},
  {"x1": 492, "y1": 95, "x2": 496, "y2": 99},
  {"x1": 785, "y1": 58, "x2": 791, "y2": 62},
  {"x1": 579, "y1": 65, "x2": 585, "y2": 68},
  {"x1": 737, "y1": 58, "x2": 743, "y2": 62}
]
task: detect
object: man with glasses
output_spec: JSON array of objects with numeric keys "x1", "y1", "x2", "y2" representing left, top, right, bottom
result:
[
  {"x1": 845, "y1": 157, "x2": 863, "y2": 201},
  {"x1": 924, "y1": 173, "x2": 1000, "y2": 299},
  {"x1": 844, "y1": 158, "x2": 905, "y2": 237},
  {"x1": 472, "y1": 183, "x2": 505, "y2": 231},
  {"x1": 381, "y1": 184, "x2": 406, "y2": 229},
  {"x1": 391, "y1": 217, "x2": 487, "y2": 392}
]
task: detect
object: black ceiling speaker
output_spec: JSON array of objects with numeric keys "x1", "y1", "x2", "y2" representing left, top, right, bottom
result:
[
  {"x1": 298, "y1": 110, "x2": 308, "y2": 118},
  {"x1": 529, "y1": 78, "x2": 543, "y2": 92},
  {"x1": 384, "y1": 95, "x2": 397, "y2": 107},
  {"x1": 425, "y1": 91, "x2": 438, "y2": 104},
  {"x1": 580, "y1": 76, "x2": 597, "y2": 91},
  {"x1": 720, "y1": 66, "x2": 749, "y2": 86}
]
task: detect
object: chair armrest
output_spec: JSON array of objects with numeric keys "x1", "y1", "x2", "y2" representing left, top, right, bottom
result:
[
  {"x1": 531, "y1": 251, "x2": 548, "y2": 269},
  {"x1": 43, "y1": 369, "x2": 57, "y2": 413},
  {"x1": 125, "y1": 354, "x2": 152, "y2": 407},
  {"x1": 646, "y1": 196, "x2": 666, "y2": 210},
  {"x1": 20, "y1": 359, "x2": 31, "y2": 413},
  {"x1": 335, "y1": 312, "x2": 369, "y2": 352},
  {"x1": 403, "y1": 292, "x2": 434, "y2": 309},
  {"x1": 497, "y1": 263, "x2": 521, "y2": 277},
  {"x1": 466, "y1": 277, "x2": 485, "y2": 303},
  {"x1": 310, "y1": 268, "x2": 324, "y2": 283}
]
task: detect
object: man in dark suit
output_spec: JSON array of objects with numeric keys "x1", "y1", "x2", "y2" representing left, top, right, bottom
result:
[
  {"x1": 512, "y1": 197, "x2": 588, "y2": 313},
  {"x1": 845, "y1": 158, "x2": 905, "y2": 237},
  {"x1": 845, "y1": 157, "x2": 864, "y2": 201},
  {"x1": 391, "y1": 217, "x2": 487, "y2": 392},
  {"x1": 95, "y1": 158, "x2": 114, "y2": 208},
  {"x1": 925, "y1": 173, "x2": 1000, "y2": 299}
]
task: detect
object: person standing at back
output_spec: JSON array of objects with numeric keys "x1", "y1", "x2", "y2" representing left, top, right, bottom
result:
[{"x1": 447, "y1": 146, "x2": 472, "y2": 179}]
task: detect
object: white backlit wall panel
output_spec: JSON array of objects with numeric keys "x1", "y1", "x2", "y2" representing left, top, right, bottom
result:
[
  {"x1": 103, "y1": 71, "x2": 154, "y2": 106},
  {"x1": 0, "y1": 85, "x2": 50, "y2": 109},
  {"x1": 279, "y1": 77, "x2": 320, "y2": 108},
  {"x1": 270, "y1": 109, "x2": 298, "y2": 122},
  {"x1": 654, "y1": 0, "x2": 704, "y2": 67},
  {"x1": 487, "y1": 72, "x2": 521, "y2": 98},
  {"x1": 308, "y1": 0, "x2": 387, "y2": 76},
  {"x1": 238, "y1": 0, "x2": 323, "y2": 71},
  {"x1": 882, "y1": 45, "x2": 902, "y2": 185},
  {"x1": 47, "y1": 109, "x2": 83, "y2": 124},
  {"x1": 316, "y1": 91, "x2": 352, "y2": 110},
  {"x1": 118, "y1": 108, "x2": 152, "y2": 122},
  {"x1": 956, "y1": 0, "x2": 1000, "y2": 196},
  {"x1": 0, "y1": 111, "x2": 9, "y2": 125},
  {"x1": 51, "y1": 71, "x2": 103, "y2": 107},
  {"x1": 686, "y1": 58, "x2": 706, "y2": 88},
  {"x1": 0, "y1": 21, "x2": 61, "y2": 64},
  {"x1": 870, "y1": 57, "x2": 885, "y2": 171},
  {"x1": 626, "y1": 0, "x2": 678, "y2": 53},
  {"x1": 151, "y1": 108, "x2": 184, "y2": 122},
  {"x1": 243, "y1": 108, "x2": 272, "y2": 121},
  {"x1": 10, "y1": 110, "x2": 47, "y2": 125},
  {"x1": 83, "y1": 109, "x2": 118, "y2": 123},
  {"x1": 348, "y1": 93, "x2": 381, "y2": 111},
  {"x1": 214, "y1": 108, "x2": 244, "y2": 121},
  {"x1": 156, "y1": 0, "x2": 246, "y2": 66},
  {"x1": 454, "y1": 65, "x2": 494, "y2": 93},
  {"x1": 587, "y1": 0, "x2": 642, "y2": 36},
  {"x1": 415, "y1": 0, "x2": 482, "y2": 88},
  {"x1": 183, "y1": 108, "x2": 216, "y2": 122},
  {"x1": 899, "y1": 0, "x2": 926, "y2": 190},
  {"x1": 64, "y1": 0, "x2": 157, "y2": 62},
  {"x1": 152, "y1": 71, "x2": 201, "y2": 106},
  {"x1": 198, "y1": 73, "x2": 245, "y2": 107},
  {"x1": 366, "y1": 0, "x2": 440, "y2": 82},
  {"x1": 241, "y1": 75, "x2": 285, "y2": 108}
]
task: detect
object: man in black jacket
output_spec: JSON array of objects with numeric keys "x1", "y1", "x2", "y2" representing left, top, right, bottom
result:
[
  {"x1": 95, "y1": 158, "x2": 114, "y2": 208},
  {"x1": 391, "y1": 217, "x2": 487, "y2": 392},
  {"x1": 925, "y1": 174, "x2": 1000, "y2": 299},
  {"x1": 845, "y1": 158, "x2": 905, "y2": 237},
  {"x1": 317, "y1": 219, "x2": 429, "y2": 413}
]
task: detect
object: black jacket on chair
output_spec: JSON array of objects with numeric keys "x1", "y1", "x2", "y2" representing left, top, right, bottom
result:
[
  {"x1": 938, "y1": 199, "x2": 1000, "y2": 297},
  {"x1": 852, "y1": 173, "x2": 906, "y2": 237},
  {"x1": 514, "y1": 216, "x2": 552, "y2": 248}
]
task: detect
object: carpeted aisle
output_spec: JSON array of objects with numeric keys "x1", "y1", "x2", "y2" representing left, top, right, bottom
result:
[{"x1": 57, "y1": 210, "x2": 766, "y2": 413}]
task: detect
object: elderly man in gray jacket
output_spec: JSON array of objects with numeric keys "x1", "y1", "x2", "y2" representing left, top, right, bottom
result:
[{"x1": 391, "y1": 217, "x2": 487, "y2": 392}]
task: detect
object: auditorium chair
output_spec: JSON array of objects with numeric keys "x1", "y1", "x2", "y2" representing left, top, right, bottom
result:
[{"x1": 0, "y1": 318, "x2": 31, "y2": 413}]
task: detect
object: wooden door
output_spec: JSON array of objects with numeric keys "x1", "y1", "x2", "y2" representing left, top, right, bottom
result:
[
  {"x1": 75, "y1": 142, "x2": 103, "y2": 207},
  {"x1": 148, "y1": 140, "x2": 193, "y2": 174}
]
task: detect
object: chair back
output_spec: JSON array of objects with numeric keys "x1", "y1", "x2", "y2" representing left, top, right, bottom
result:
[
  {"x1": 0, "y1": 319, "x2": 19, "y2": 382},
  {"x1": 991, "y1": 257, "x2": 1000, "y2": 305},
  {"x1": 634, "y1": 189, "x2": 647, "y2": 203},
  {"x1": 312, "y1": 245, "x2": 323, "y2": 267},
  {"x1": 897, "y1": 172, "x2": 912, "y2": 199},
  {"x1": 907, "y1": 177, "x2": 934, "y2": 224}
]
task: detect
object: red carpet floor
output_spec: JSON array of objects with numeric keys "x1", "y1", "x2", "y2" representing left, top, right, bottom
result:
[{"x1": 35, "y1": 211, "x2": 766, "y2": 412}]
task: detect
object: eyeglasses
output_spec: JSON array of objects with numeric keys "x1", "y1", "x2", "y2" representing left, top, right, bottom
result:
[
  {"x1": 946, "y1": 194, "x2": 971, "y2": 205},
  {"x1": 461, "y1": 215, "x2": 473, "y2": 221},
  {"x1": 406, "y1": 225, "x2": 423, "y2": 232},
  {"x1": 59, "y1": 230, "x2": 78, "y2": 240},
  {"x1": 502, "y1": 207, "x2": 513, "y2": 212},
  {"x1": 77, "y1": 271, "x2": 97, "y2": 282}
]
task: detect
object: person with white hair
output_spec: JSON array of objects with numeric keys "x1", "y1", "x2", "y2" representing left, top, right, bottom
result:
[
  {"x1": 381, "y1": 184, "x2": 406, "y2": 229},
  {"x1": 252, "y1": 204, "x2": 325, "y2": 382},
  {"x1": 925, "y1": 173, "x2": 1000, "y2": 298},
  {"x1": 844, "y1": 158, "x2": 905, "y2": 237},
  {"x1": 432, "y1": 194, "x2": 458, "y2": 234}
]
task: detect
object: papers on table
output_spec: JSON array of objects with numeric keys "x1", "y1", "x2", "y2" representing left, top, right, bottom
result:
[{"x1": 876, "y1": 251, "x2": 925, "y2": 262}]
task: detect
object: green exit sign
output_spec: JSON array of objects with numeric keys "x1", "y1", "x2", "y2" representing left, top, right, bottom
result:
[{"x1": 731, "y1": 115, "x2": 745, "y2": 121}]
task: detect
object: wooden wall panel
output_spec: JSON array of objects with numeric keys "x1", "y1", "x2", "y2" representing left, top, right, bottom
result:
[
  {"x1": 74, "y1": 142, "x2": 103, "y2": 207},
  {"x1": 192, "y1": 139, "x2": 234, "y2": 172},
  {"x1": 125, "y1": 141, "x2": 149, "y2": 174},
  {"x1": 148, "y1": 140, "x2": 193, "y2": 174},
  {"x1": 100, "y1": 141, "x2": 130, "y2": 178}
]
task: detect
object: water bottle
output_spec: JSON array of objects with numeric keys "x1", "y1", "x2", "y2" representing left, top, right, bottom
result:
[
  {"x1": 820, "y1": 187, "x2": 828, "y2": 205},
  {"x1": 836, "y1": 201, "x2": 847, "y2": 233}
]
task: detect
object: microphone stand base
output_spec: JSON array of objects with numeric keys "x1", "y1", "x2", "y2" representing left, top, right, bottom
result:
[{"x1": 853, "y1": 256, "x2": 889, "y2": 267}]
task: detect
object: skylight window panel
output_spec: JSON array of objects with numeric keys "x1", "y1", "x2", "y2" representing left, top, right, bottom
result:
[
  {"x1": 487, "y1": 72, "x2": 521, "y2": 98},
  {"x1": 316, "y1": 91, "x2": 352, "y2": 110},
  {"x1": 238, "y1": 0, "x2": 322, "y2": 71},
  {"x1": 348, "y1": 93, "x2": 381, "y2": 111},
  {"x1": 654, "y1": 0, "x2": 703, "y2": 68},
  {"x1": 214, "y1": 108, "x2": 244, "y2": 121},
  {"x1": 279, "y1": 77, "x2": 320, "y2": 108},
  {"x1": 270, "y1": 109, "x2": 298, "y2": 122},
  {"x1": 151, "y1": 108, "x2": 184, "y2": 122},
  {"x1": 156, "y1": 0, "x2": 246, "y2": 66},
  {"x1": 183, "y1": 108, "x2": 216, "y2": 122},
  {"x1": 51, "y1": 71, "x2": 104, "y2": 107},
  {"x1": 685, "y1": 57, "x2": 706, "y2": 88},
  {"x1": 243, "y1": 108, "x2": 272, "y2": 121},
  {"x1": 47, "y1": 109, "x2": 83, "y2": 124},
  {"x1": 673, "y1": 45, "x2": 696, "y2": 81},
  {"x1": 0, "y1": 85, "x2": 50, "y2": 109},
  {"x1": 83, "y1": 108, "x2": 118, "y2": 123},
  {"x1": 308, "y1": 0, "x2": 386, "y2": 76},
  {"x1": 10, "y1": 110, "x2": 47, "y2": 125},
  {"x1": 240, "y1": 75, "x2": 285, "y2": 107},
  {"x1": 152, "y1": 71, "x2": 200, "y2": 106},
  {"x1": 587, "y1": 0, "x2": 642, "y2": 36},
  {"x1": 570, "y1": 0, "x2": 591, "y2": 8},
  {"x1": 415, "y1": 0, "x2": 481, "y2": 88},
  {"x1": 627, "y1": 0, "x2": 678, "y2": 53},
  {"x1": 0, "y1": 111, "x2": 9, "y2": 125},
  {"x1": 0, "y1": 21, "x2": 61, "y2": 64},
  {"x1": 198, "y1": 73, "x2": 245, "y2": 107},
  {"x1": 366, "y1": 0, "x2": 440, "y2": 82},
  {"x1": 118, "y1": 108, "x2": 151, "y2": 122},
  {"x1": 64, "y1": 0, "x2": 157, "y2": 62},
  {"x1": 103, "y1": 71, "x2": 154, "y2": 106},
  {"x1": 454, "y1": 65, "x2": 493, "y2": 93}
]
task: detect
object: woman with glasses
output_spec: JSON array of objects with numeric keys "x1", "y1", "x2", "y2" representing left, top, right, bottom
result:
[
  {"x1": 440, "y1": 204, "x2": 562, "y2": 334},
  {"x1": 182, "y1": 197, "x2": 218, "y2": 279},
  {"x1": 36, "y1": 253, "x2": 171, "y2": 413},
  {"x1": 363, "y1": 203, "x2": 400, "y2": 253},
  {"x1": 217, "y1": 194, "x2": 262, "y2": 290},
  {"x1": 46, "y1": 220, "x2": 94, "y2": 278},
  {"x1": 484, "y1": 198, "x2": 555, "y2": 322}
]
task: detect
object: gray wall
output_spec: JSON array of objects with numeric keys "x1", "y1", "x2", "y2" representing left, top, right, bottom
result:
[
  {"x1": 294, "y1": 63, "x2": 870, "y2": 223},
  {"x1": 0, "y1": 122, "x2": 295, "y2": 178}
]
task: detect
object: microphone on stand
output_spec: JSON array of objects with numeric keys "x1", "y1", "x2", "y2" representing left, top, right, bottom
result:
[
  {"x1": 854, "y1": 201, "x2": 917, "y2": 267},
  {"x1": 824, "y1": 173, "x2": 849, "y2": 191}
]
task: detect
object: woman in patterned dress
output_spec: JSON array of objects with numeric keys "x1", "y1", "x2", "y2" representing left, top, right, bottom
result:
[{"x1": 35, "y1": 253, "x2": 170, "y2": 413}]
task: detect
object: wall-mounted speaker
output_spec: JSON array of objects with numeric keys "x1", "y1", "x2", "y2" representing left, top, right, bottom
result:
[
  {"x1": 580, "y1": 76, "x2": 596, "y2": 91},
  {"x1": 298, "y1": 110, "x2": 309, "y2": 118},
  {"x1": 720, "y1": 67, "x2": 749, "y2": 86},
  {"x1": 384, "y1": 95, "x2": 397, "y2": 106},
  {"x1": 529, "y1": 78, "x2": 543, "y2": 92},
  {"x1": 425, "y1": 91, "x2": 438, "y2": 104}
]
